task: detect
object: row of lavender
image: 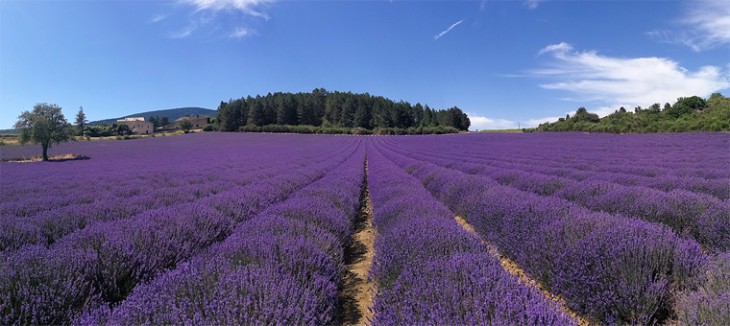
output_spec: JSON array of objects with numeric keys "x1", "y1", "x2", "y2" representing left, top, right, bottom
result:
[
  {"x1": 1, "y1": 158, "x2": 311, "y2": 252},
  {"x1": 1, "y1": 132, "x2": 726, "y2": 323},
  {"x1": 406, "y1": 144, "x2": 729, "y2": 200},
  {"x1": 1, "y1": 134, "x2": 350, "y2": 252},
  {"x1": 77, "y1": 144, "x2": 367, "y2": 324},
  {"x1": 436, "y1": 133, "x2": 729, "y2": 179},
  {"x1": 383, "y1": 135, "x2": 729, "y2": 252},
  {"x1": 0, "y1": 132, "x2": 351, "y2": 213},
  {"x1": 366, "y1": 144, "x2": 575, "y2": 324},
  {"x1": 390, "y1": 133, "x2": 729, "y2": 199},
  {"x1": 376, "y1": 143, "x2": 709, "y2": 324},
  {"x1": 0, "y1": 134, "x2": 361, "y2": 324}
]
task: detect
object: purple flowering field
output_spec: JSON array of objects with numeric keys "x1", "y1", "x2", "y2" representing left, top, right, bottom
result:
[{"x1": 0, "y1": 132, "x2": 728, "y2": 325}]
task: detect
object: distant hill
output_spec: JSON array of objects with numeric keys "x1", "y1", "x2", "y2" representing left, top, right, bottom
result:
[{"x1": 89, "y1": 107, "x2": 215, "y2": 126}]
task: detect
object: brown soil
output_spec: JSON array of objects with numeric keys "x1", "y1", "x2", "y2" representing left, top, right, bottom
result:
[
  {"x1": 454, "y1": 215, "x2": 592, "y2": 326},
  {"x1": 338, "y1": 159, "x2": 377, "y2": 325}
]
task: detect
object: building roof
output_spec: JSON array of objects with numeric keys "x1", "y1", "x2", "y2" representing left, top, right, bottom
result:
[{"x1": 117, "y1": 117, "x2": 146, "y2": 122}]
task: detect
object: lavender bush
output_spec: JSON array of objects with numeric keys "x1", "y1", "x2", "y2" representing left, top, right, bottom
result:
[
  {"x1": 1, "y1": 133, "x2": 361, "y2": 324},
  {"x1": 383, "y1": 134, "x2": 728, "y2": 251},
  {"x1": 675, "y1": 252, "x2": 730, "y2": 325},
  {"x1": 378, "y1": 142, "x2": 709, "y2": 324},
  {"x1": 367, "y1": 147, "x2": 574, "y2": 325},
  {"x1": 2, "y1": 132, "x2": 726, "y2": 323},
  {"x1": 76, "y1": 145, "x2": 366, "y2": 325}
]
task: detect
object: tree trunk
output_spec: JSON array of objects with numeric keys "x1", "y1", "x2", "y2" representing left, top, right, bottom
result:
[{"x1": 42, "y1": 142, "x2": 49, "y2": 161}]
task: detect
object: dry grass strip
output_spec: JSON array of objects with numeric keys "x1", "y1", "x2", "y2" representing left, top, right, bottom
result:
[
  {"x1": 455, "y1": 215, "x2": 592, "y2": 326},
  {"x1": 340, "y1": 159, "x2": 378, "y2": 326}
]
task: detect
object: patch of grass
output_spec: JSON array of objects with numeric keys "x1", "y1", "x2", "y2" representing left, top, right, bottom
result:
[
  {"x1": 77, "y1": 130, "x2": 189, "y2": 142},
  {"x1": 2, "y1": 154, "x2": 90, "y2": 163},
  {"x1": 479, "y1": 129, "x2": 524, "y2": 133},
  {"x1": 0, "y1": 135, "x2": 21, "y2": 146}
]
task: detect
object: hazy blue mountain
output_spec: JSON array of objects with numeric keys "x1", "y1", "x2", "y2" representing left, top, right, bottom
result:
[{"x1": 89, "y1": 107, "x2": 215, "y2": 125}]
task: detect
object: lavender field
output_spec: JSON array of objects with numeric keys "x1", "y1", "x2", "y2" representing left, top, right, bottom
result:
[{"x1": 1, "y1": 132, "x2": 728, "y2": 325}]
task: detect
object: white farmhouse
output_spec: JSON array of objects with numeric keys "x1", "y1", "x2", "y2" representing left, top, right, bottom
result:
[{"x1": 116, "y1": 117, "x2": 154, "y2": 135}]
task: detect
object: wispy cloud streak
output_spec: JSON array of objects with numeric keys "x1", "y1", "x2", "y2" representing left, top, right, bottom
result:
[
  {"x1": 150, "y1": 14, "x2": 169, "y2": 23},
  {"x1": 647, "y1": 0, "x2": 730, "y2": 51},
  {"x1": 434, "y1": 19, "x2": 464, "y2": 40},
  {"x1": 229, "y1": 27, "x2": 250, "y2": 38},
  {"x1": 167, "y1": 0, "x2": 273, "y2": 39},
  {"x1": 524, "y1": 0, "x2": 540, "y2": 10},
  {"x1": 183, "y1": 0, "x2": 273, "y2": 19},
  {"x1": 171, "y1": 24, "x2": 197, "y2": 38}
]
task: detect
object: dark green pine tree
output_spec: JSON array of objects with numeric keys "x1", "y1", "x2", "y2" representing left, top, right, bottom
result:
[
  {"x1": 353, "y1": 100, "x2": 372, "y2": 129},
  {"x1": 248, "y1": 99, "x2": 267, "y2": 126},
  {"x1": 339, "y1": 97, "x2": 355, "y2": 128},
  {"x1": 422, "y1": 106, "x2": 434, "y2": 127}
]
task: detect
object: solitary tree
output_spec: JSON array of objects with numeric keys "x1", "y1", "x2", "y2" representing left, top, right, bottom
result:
[
  {"x1": 179, "y1": 118, "x2": 194, "y2": 133},
  {"x1": 14, "y1": 103, "x2": 73, "y2": 161},
  {"x1": 75, "y1": 106, "x2": 87, "y2": 136},
  {"x1": 148, "y1": 116, "x2": 158, "y2": 129},
  {"x1": 113, "y1": 123, "x2": 132, "y2": 136}
]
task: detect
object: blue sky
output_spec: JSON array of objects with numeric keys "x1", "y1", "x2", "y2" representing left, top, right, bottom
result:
[{"x1": 1, "y1": 0, "x2": 729, "y2": 130}]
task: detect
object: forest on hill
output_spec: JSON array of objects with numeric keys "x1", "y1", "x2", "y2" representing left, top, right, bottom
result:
[
  {"x1": 534, "y1": 93, "x2": 730, "y2": 133},
  {"x1": 215, "y1": 88, "x2": 470, "y2": 134}
]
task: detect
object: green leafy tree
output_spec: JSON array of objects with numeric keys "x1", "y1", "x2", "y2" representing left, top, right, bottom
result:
[
  {"x1": 179, "y1": 118, "x2": 194, "y2": 133},
  {"x1": 216, "y1": 100, "x2": 246, "y2": 131},
  {"x1": 113, "y1": 123, "x2": 132, "y2": 136},
  {"x1": 14, "y1": 103, "x2": 73, "y2": 161},
  {"x1": 75, "y1": 106, "x2": 87, "y2": 136},
  {"x1": 148, "y1": 116, "x2": 158, "y2": 129},
  {"x1": 665, "y1": 96, "x2": 707, "y2": 118}
]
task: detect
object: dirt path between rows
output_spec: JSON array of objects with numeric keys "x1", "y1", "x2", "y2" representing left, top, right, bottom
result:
[
  {"x1": 454, "y1": 215, "x2": 591, "y2": 326},
  {"x1": 338, "y1": 159, "x2": 377, "y2": 325}
]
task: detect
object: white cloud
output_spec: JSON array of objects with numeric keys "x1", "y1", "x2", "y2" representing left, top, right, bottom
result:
[
  {"x1": 537, "y1": 42, "x2": 571, "y2": 56},
  {"x1": 171, "y1": 24, "x2": 197, "y2": 38},
  {"x1": 467, "y1": 113, "x2": 561, "y2": 131},
  {"x1": 533, "y1": 42, "x2": 730, "y2": 113},
  {"x1": 183, "y1": 0, "x2": 273, "y2": 19},
  {"x1": 174, "y1": 0, "x2": 273, "y2": 39},
  {"x1": 434, "y1": 19, "x2": 464, "y2": 40},
  {"x1": 468, "y1": 115, "x2": 517, "y2": 130},
  {"x1": 229, "y1": 27, "x2": 250, "y2": 38},
  {"x1": 524, "y1": 0, "x2": 540, "y2": 10},
  {"x1": 524, "y1": 116, "x2": 561, "y2": 127},
  {"x1": 150, "y1": 14, "x2": 169, "y2": 23},
  {"x1": 648, "y1": 0, "x2": 730, "y2": 51},
  {"x1": 589, "y1": 106, "x2": 622, "y2": 118},
  {"x1": 681, "y1": 0, "x2": 730, "y2": 50}
]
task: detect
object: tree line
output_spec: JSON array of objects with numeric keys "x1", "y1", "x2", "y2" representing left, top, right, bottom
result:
[
  {"x1": 533, "y1": 93, "x2": 730, "y2": 133},
  {"x1": 216, "y1": 88, "x2": 470, "y2": 134}
]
